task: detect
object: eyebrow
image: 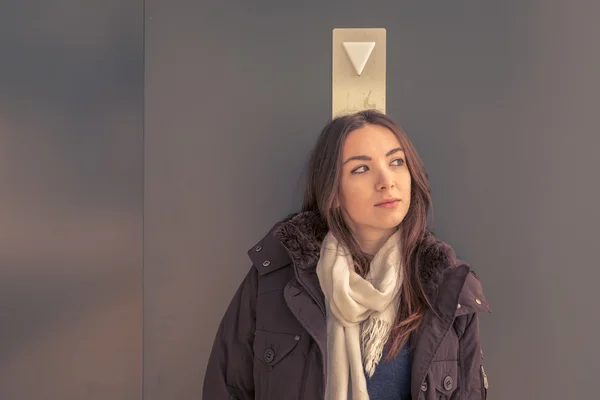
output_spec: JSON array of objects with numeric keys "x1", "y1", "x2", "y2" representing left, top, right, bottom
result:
[{"x1": 342, "y1": 147, "x2": 404, "y2": 165}]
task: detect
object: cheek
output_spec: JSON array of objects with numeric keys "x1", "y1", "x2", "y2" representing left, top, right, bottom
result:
[
  {"x1": 403, "y1": 176, "x2": 412, "y2": 206},
  {"x1": 400, "y1": 171, "x2": 412, "y2": 192},
  {"x1": 339, "y1": 178, "x2": 369, "y2": 209}
]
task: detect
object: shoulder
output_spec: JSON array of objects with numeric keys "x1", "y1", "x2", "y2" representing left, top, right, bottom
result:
[
  {"x1": 418, "y1": 230, "x2": 492, "y2": 315},
  {"x1": 441, "y1": 260, "x2": 492, "y2": 317},
  {"x1": 455, "y1": 264, "x2": 492, "y2": 316},
  {"x1": 437, "y1": 261, "x2": 491, "y2": 340}
]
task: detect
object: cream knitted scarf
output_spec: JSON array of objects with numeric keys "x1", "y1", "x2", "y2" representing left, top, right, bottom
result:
[{"x1": 316, "y1": 228, "x2": 404, "y2": 400}]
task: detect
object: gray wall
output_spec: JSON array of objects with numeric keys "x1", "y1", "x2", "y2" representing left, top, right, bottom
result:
[
  {"x1": 0, "y1": 1, "x2": 143, "y2": 399},
  {"x1": 1, "y1": 1, "x2": 598, "y2": 399},
  {"x1": 145, "y1": 1, "x2": 599, "y2": 399}
]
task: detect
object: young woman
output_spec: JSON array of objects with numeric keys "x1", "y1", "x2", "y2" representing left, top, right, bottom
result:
[{"x1": 203, "y1": 110, "x2": 491, "y2": 400}]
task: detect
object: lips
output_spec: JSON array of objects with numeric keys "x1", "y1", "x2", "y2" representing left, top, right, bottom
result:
[{"x1": 375, "y1": 198, "x2": 400, "y2": 206}]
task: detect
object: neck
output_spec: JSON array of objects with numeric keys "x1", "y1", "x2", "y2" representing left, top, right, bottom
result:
[{"x1": 353, "y1": 226, "x2": 400, "y2": 256}]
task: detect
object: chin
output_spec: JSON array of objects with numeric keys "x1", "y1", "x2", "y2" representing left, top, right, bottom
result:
[
  {"x1": 345, "y1": 207, "x2": 408, "y2": 232},
  {"x1": 366, "y1": 219, "x2": 402, "y2": 231},
  {"x1": 376, "y1": 211, "x2": 407, "y2": 229}
]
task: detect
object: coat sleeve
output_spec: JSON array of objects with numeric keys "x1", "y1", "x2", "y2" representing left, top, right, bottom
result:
[
  {"x1": 457, "y1": 311, "x2": 488, "y2": 399},
  {"x1": 202, "y1": 267, "x2": 258, "y2": 400}
]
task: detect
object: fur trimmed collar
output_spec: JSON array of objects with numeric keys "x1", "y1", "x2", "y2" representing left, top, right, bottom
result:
[{"x1": 272, "y1": 210, "x2": 460, "y2": 302}]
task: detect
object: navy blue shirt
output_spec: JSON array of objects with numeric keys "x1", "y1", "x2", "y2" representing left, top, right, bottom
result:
[{"x1": 365, "y1": 342, "x2": 412, "y2": 400}]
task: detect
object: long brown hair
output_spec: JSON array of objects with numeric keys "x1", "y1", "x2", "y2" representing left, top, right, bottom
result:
[{"x1": 302, "y1": 109, "x2": 433, "y2": 359}]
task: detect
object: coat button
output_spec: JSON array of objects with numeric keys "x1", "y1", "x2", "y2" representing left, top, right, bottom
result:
[
  {"x1": 475, "y1": 298, "x2": 482, "y2": 305},
  {"x1": 443, "y1": 375, "x2": 453, "y2": 390},
  {"x1": 457, "y1": 303, "x2": 461, "y2": 309},
  {"x1": 262, "y1": 260, "x2": 271, "y2": 267},
  {"x1": 264, "y1": 348, "x2": 275, "y2": 363},
  {"x1": 255, "y1": 245, "x2": 262, "y2": 252},
  {"x1": 294, "y1": 335, "x2": 300, "y2": 341},
  {"x1": 420, "y1": 381, "x2": 427, "y2": 392}
]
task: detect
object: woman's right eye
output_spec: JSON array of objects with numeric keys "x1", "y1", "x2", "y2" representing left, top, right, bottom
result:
[{"x1": 351, "y1": 166, "x2": 367, "y2": 174}]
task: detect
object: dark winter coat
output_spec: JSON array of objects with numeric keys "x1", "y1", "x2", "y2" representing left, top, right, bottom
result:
[{"x1": 203, "y1": 211, "x2": 492, "y2": 399}]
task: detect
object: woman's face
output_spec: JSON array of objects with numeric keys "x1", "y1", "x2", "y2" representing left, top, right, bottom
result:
[{"x1": 337, "y1": 123, "x2": 412, "y2": 248}]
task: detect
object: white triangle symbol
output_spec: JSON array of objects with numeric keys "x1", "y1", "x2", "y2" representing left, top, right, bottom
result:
[{"x1": 343, "y1": 42, "x2": 376, "y2": 76}]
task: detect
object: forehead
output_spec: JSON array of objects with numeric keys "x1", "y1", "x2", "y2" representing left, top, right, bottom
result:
[{"x1": 342, "y1": 124, "x2": 401, "y2": 155}]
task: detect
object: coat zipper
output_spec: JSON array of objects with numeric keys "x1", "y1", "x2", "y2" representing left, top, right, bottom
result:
[{"x1": 481, "y1": 365, "x2": 488, "y2": 399}]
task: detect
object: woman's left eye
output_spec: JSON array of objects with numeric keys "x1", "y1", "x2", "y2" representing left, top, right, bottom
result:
[{"x1": 392, "y1": 158, "x2": 405, "y2": 166}]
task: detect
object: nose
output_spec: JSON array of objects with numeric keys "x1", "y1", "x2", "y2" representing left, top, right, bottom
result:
[{"x1": 376, "y1": 170, "x2": 395, "y2": 191}]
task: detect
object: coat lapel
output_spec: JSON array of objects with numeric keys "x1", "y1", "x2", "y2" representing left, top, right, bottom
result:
[{"x1": 283, "y1": 273, "x2": 327, "y2": 380}]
